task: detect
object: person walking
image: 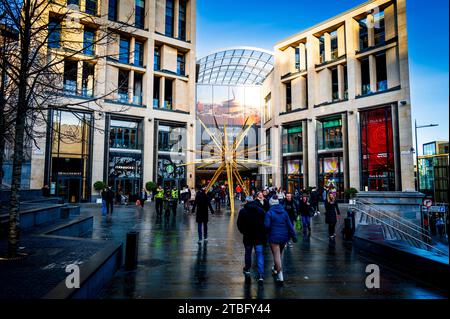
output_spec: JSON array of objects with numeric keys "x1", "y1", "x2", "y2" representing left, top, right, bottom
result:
[
  {"x1": 277, "y1": 188, "x2": 286, "y2": 205},
  {"x1": 325, "y1": 192, "x2": 340, "y2": 241},
  {"x1": 283, "y1": 192, "x2": 299, "y2": 246},
  {"x1": 105, "y1": 186, "x2": 115, "y2": 218},
  {"x1": 255, "y1": 191, "x2": 270, "y2": 212},
  {"x1": 139, "y1": 188, "x2": 148, "y2": 208},
  {"x1": 265, "y1": 195, "x2": 297, "y2": 282},
  {"x1": 171, "y1": 186, "x2": 179, "y2": 216},
  {"x1": 192, "y1": 187, "x2": 215, "y2": 244},
  {"x1": 180, "y1": 185, "x2": 191, "y2": 213},
  {"x1": 299, "y1": 194, "x2": 311, "y2": 237},
  {"x1": 163, "y1": 189, "x2": 176, "y2": 219},
  {"x1": 309, "y1": 187, "x2": 320, "y2": 215},
  {"x1": 236, "y1": 184, "x2": 242, "y2": 201},
  {"x1": 237, "y1": 195, "x2": 267, "y2": 283},
  {"x1": 189, "y1": 186, "x2": 196, "y2": 213},
  {"x1": 214, "y1": 186, "x2": 221, "y2": 212},
  {"x1": 154, "y1": 185, "x2": 164, "y2": 216},
  {"x1": 101, "y1": 187, "x2": 107, "y2": 216}
]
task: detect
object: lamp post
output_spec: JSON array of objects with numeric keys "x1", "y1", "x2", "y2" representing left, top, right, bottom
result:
[{"x1": 414, "y1": 120, "x2": 439, "y2": 192}]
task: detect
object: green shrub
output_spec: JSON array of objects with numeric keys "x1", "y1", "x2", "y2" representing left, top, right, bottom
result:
[
  {"x1": 344, "y1": 187, "x2": 358, "y2": 199},
  {"x1": 93, "y1": 181, "x2": 106, "y2": 191},
  {"x1": 146, "y1": 181, "x2": 157, "y2": 192}
]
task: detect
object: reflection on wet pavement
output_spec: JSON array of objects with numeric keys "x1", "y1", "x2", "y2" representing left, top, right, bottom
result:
[{"x1": 79, "y1": 203, "x2": 447, "y2": 299}]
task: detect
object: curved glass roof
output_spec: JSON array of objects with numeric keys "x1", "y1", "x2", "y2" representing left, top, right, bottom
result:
[{"x1": 197, "y1": 47, "x2": 274, "y2": 86}]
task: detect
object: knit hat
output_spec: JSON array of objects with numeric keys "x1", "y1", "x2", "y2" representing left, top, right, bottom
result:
[{"x1": 269, "y1": 195, "x2": 279, "y2": 206}]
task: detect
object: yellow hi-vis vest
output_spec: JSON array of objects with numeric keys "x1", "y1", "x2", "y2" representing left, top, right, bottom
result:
[
  {"x1": 171, "y1": 189, "x2": 178, "y2": 199},
  {"x1": 155, "y1": 189, "x2": 164, "y2": 199}
]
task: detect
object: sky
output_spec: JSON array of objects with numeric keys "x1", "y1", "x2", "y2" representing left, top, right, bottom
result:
[{"x1": 196, "y1": 0, "x2": 449, "y2": 155}]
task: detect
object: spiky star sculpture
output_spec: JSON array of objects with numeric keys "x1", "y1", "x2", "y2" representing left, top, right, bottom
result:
[{"x1": 179, "y1": 116, "x2": 273, "y2": 215}]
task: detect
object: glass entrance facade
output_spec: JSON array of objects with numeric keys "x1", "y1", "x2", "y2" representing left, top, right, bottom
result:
[
  {"x1": 48, "y1": 110, "x2": 92, "y2": 203},
  {"x1": 360, "y1": 106, "x2": 395, "y2": 191},
  {"x1": 282, "y1": 124, "x2": 303, "y2": 192}
]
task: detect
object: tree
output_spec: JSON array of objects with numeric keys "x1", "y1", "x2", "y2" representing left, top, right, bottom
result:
[{"x1": 0, "y1": 0, "x2": 138, "y2": 257}]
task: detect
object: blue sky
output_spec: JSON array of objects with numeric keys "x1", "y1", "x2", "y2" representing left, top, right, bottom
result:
[{"x1": 197, "y1": 0, "x2": 449, "y2": 155}]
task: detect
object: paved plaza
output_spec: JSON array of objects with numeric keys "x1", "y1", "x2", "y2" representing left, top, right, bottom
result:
[{"x1": 74, "y1": 202, "x2": 448, "y2": 299}]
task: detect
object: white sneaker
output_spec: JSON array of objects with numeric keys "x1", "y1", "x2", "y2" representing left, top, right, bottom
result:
[
  {"x1": 276, "y1": 271, "x2": 284, "y2": 282},
  {"x1": 198, "y1": 240, "x2": 202, "y2": 244},
  {"x1": 204, "y1": 238, "x2": 208, "y2": 243},
  {"x1": 271, "y1": 266, "x2": 278, "y2": 276}
]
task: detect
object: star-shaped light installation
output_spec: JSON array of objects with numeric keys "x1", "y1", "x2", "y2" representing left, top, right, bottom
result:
[{"x1": 179, "y1": 116, "x2": 274, "y2": 215}]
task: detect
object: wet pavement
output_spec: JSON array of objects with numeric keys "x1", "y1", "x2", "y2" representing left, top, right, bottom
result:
[{"x1": 79, "y1": 202, "x2": 448, "y2": 299}]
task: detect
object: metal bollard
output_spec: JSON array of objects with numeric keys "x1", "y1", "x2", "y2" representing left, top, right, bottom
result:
[
  {"x1": 125, "y1": 231, "x2": 139, "y2": 271},
  {"x1": 343, "y1": 217, "x2": 353, "y2": 241}
]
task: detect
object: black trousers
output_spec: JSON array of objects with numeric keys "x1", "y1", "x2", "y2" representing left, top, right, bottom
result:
[
  {"x1": 328, "y1": 223, "x2": 336, "y2": 236},
  {"x1": 106, "y1": 201, "x2": 114, "y2": 215},
  {"x1": 155, "y1": 198, "x2": 163, "y2": 215},
  {"x1": 171, "y1": 202, "x2": 178, "y2": 216}
]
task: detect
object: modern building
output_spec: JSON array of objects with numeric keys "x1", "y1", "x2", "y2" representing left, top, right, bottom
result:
[
  {"x1": 27, "y1": 0, "x2": 197, "y2": 203},
  {"x1": 418, "y1": 141, "x2": 449, "y2": 203},
  {"x1": 260, "y1": 0, "x2": 414, "y2": 198}
]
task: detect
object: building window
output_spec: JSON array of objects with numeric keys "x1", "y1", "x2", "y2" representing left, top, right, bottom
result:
[
  {"x1": 83, "y1": 27, "x2": 95, "y2": 56},
  {"x1": 266, "y1": 129, "x2": 271, "y2": 157},
  {"x1": 375, "y1": 52, "x2": 387, "y2": 92},
  {"x1": 118, "y1": 69, "x2": 129, "y2": 102},
  {"x1": 133, "y1": 73, "x2": 143, "y2": 105},
  {"x1": 360, "y1": 106, "x2": 395, "y2": 191},
  {"x1": 67, "y1": 0, "x2": 80, "y2": 5},
  {"x1": 108, "y1": 0, "x2": 118, "y2": 21},
  {"x1": 119, "y1": 37, "x2": 130, "y2": 64},
  {"x1": 318, "y1": 117, "x2": 343, "y2": 150},
  {"x1": 85, "y1": 0, "x2": 97, "y2": 15},
  {"x1": 331, "y1": 67, "x2": 339, "y2": 101},
  {"x1": 63, "y1": 60, "x2": 78, "y2": 94},
  {"x1": 423, "y1": 143, "x2": 436, "y2": 156},
  {"x1": 373, "y1": 10, "x2": 385, "y2": 46},
  {"x1": 343, "y1": 65, "x2": 348, "y2": 99},
  {"x1": 282, "y1": 125, "x2": 302, "y2": 154},
  {"x1": 165, "y1": 0, "x2": 175, "y2": 37},
  {"x1": 48, "y1": 18, "x2": 61, "y2": 49},
  {"x1": 295, "y1": 47, "x2": 300, "y2": 70},
  {"x1": 177, "y1": 52, "x2": 186, "y2": 76},
  {"x1": 154, "y1": 46, "x2": 160, "y2": 71},
  {"x1": 319, "y1": 35, "x2": 325, "y2": 63},
  {"x1": 360, "y1": 57, "x2": 370, "y2": 95},
  {"x1": 178, "y1": 0, "x2": 187, "y2": 41},
  {"x1": 264, "y1": 93, "x2": 272, "y2": 123},
  {"x1": 359, "y1": 17, "x2": 369, "y2": 50},
  {"x1": 135, "y1": 0, "x2": 145, "y2": 28},
  {"x1": 109, "y1": 120, "x2": 139, "y2": 149},
  {"x1": 330, "y1": 30, "x2": 338, "y2": 60},
  {"x1": 164, "y1": 78, "x2": 173, "y2": 109},
  {"x1": 153, "y1": 76, "x2": 160, "y2": 108},
  {"x1": 81, "y1": 62, "x2": 95, "y2": 97},
  {"x1": 134, "y1": 41, "x2": 144, "y2": 67},
  {"x1": 285, "y1": 81, "x2": 292, "y2": 112},
  {"x1": 318, "y1": 153, "x2": 344, "y2": 199}
]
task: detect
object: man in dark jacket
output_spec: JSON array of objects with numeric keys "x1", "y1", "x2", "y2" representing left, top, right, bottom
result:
[
  {"x1": 255, "y1": 191, "x2": 270, "y2": 212},
  {"x1": 237, "y1": 196, "x2": 267, "y2": 283},
  {"x1": 139, "y1": 188, "x2": 148, "y2": 208},
  {"x1": 105, "y1": 186, "x2": 115, "y2": 218},
  {"x1": 309, "y1": 188, "x2": 320, "y2": 214},
  {"x1": 192, "y1": 187, "x2": 215, "y2": 244},
  {"x1": 283, "y1": 193, "x2": 298, "y2": 226},
  {"x1": 298, "y1": 194, "x2": 311, "y2": 236}
]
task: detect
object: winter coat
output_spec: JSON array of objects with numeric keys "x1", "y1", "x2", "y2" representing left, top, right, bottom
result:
[
  {"x1": 324, "y1": 200, "x2": 340, "y2": 224},
  {"x1": 237, "y1": 201, "x2": 267, "y2": 246},
  {"x1": 254, "y1": 198, "x2": 270, "y2": 212},
  {"x1": 283, "y1": 199, "x2": 298, "y2": 221},
  {"x1": 192, "y1": 190, "x2": 214, "y2": 223},
  {"x1": 264, "y1": 204, "x2": 297, "y2": 244},
  {"x1": 298, "y1": 198, "x2": 310, "y2": 217},
  {"x1": 309, "y1": 191, "x2": 319, "y2": 205}
]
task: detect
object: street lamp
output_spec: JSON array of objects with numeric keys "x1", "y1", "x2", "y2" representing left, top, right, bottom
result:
[{"x1": 414, "y1": 120, "x2": 439, "y2": 192}]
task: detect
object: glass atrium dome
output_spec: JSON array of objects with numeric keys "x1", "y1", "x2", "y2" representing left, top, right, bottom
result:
[{"x1": 197, "y1": 47, "x2": 274, "y2": 85}]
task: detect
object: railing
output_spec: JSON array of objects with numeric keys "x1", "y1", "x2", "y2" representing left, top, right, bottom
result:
[{"x1": 349, "y1": 199, "x2": 448, "y2": 256}]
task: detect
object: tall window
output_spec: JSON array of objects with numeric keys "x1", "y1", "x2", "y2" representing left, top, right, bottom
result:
[
  {"x1": 154, "y1": 46, "x2": 160, "y2": 70},
  {"x1": 321, "y1": 118, "x2": 343, "y2": 149},
  {"x1": 165, "y1": 0, "x2": 175, "y2": 37},
  {"x1": 83, "y1": 27, "x2": 95, "y2": 56},
  {"x1": 331, "y1": 67, "x2": 339, "y2": 101},
  {"x1": 330, "y1": 30, "x2": 338, "y2": 60},
  {"x1": 373, "y1": 10, "x2": 385, "y2": 46},
  {"x1": 135, "y1": 0, "x2": 145, "y2": 28},
  {"x1": 319, "y1": 35, "x2": 325, "y2": 63},
  {"x1": 48, "y1": 18, "x2": 61, "y2": 49},
  {"x1": 282, "y1": 126, "x2": 302, "y2": 153},
  {"x1": 109, "y1": 121, "x2": 138, "y2": 149},
  {"x1": 178, "y1": 0, "x2": 187, "y2": 40},
  {"x1": 85, "y1": 0, "x2": 97, "y2": 15},
  {"x1": 266, "y1": 129, "x2": 271, "y2": 157},
  {"x1": 134, "y1": 41, "x2": 144, "y2": 66},
  {"x1": 118, "y1": 69, "x2": 129, "y2": 102},
  {"x1": 133, "y1": 73, "x2": 143, "y2": 105},
  {"x1": 375, "y1": 52, "x2": 387, "y2": 91},
  {"x1": 264, "y1": 93, "x2": 272, "y2": 123},
  {"x1": 164, "y1": 78, "x2": 173, "y2": 109},
  {"x1": 359, "y1": 17, "x2": 369, "y2": 50},
  {"x1": 360, "y1": 57, "x2": 370, "y2": 95},
  {"x1": 153, "y1": 76, "x2": 160, "y2": 108},
  {"x1": 343, "y1": 65, "x2": 348, "y2": 99},
  {"x1": 177, "y1": 52, "x2": 186, "y2": 76},
  {"x1": 108, "y1": 0, "x2": 118, "y2": 21},
  {"x1": 63, "y1": 60, "x2": 78, "y2": 94},
  {"x1": 285, "y1": 81, "x2": 292, "y2": 112},
  {"x1": 81, "y1": 62, "x2": 94, "y2": 97},
  {"x1": 295, "y1": 47, "x2": 300, "y2": 70},
  {"x1": 119, "y1": 37, "x2": 130, "y2": 64}
]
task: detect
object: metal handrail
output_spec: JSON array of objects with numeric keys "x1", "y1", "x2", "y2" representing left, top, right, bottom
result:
[
  {"x1": 353, "y1": 207, "x2": 448, "y2": 256},
  {"x1": 353, "y1": 199, "x2": 430, "y2": 240}
]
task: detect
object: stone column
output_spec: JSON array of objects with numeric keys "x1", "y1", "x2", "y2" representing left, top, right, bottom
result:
[
  {"x1": 369, "y1": 54, "x2": 377, "y2": 93},
  {"x1": 159, "y1": 76, "x2": 165, "y2": 108},
  {"x1": 174, "y1": 0, "x2": 180, "y2": 39},
  {"x1": 302, "y1": 120, "x2": 309, "y2": 187},
  {"x1": 324, "y1": 32, "x2": 331, "y2": 62},
  {"x1": 347, "y1": 112, "x2": 361, "y2": 190},
  {"x1": 391, "y1": 103, "x2": 402, "y2": 191},
  {"x1": 307, "y1": 119, "x2": 317, "y2": 188},
  {"x1": 338, "y1": 64, "x2": 345, "y2": 100}
]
